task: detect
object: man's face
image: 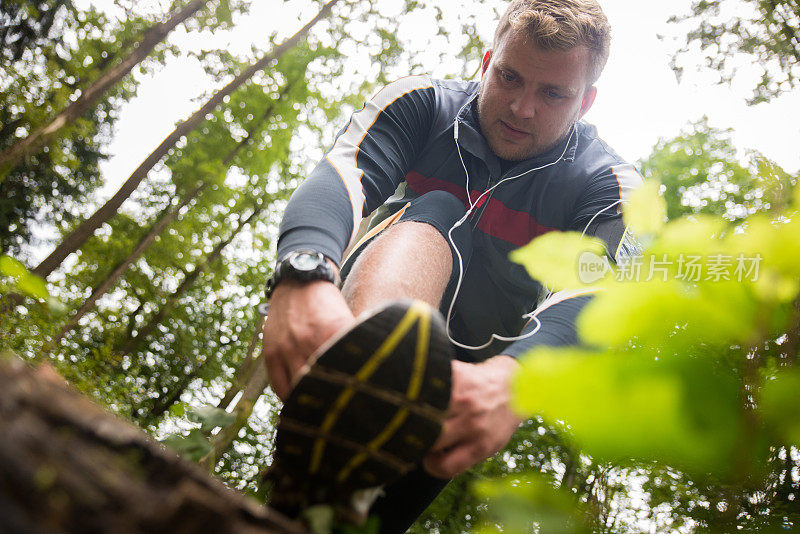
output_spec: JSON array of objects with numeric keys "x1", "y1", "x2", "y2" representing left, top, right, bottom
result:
[{"x1": 477, "y1": 30, "x2": 597, "y2": 161}]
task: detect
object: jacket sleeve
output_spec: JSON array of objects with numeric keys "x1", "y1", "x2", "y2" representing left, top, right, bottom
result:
[
  {"x1": 501, "y1": 163, "x2": 644, "y2": 358},
  {"x1": 276, "y1": 75, "x2": 438, "y2": 266}
]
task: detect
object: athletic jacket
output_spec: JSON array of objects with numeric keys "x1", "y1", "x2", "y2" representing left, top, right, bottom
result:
[{"x1": 276, "y1": 75, "x2": 643, "y2": 361}]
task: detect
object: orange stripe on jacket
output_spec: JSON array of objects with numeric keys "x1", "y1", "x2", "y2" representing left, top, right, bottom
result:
[{"x1": 325, "y1": 75, "x2": 434, "y2": 250}]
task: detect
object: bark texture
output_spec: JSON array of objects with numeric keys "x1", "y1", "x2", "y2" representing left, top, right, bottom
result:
[{"x1": 0, "y1": 352, "x2": 303, "y2": 534}]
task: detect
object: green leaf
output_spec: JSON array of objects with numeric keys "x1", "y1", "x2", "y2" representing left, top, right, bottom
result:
[
  {"x1": 303, "y1": 505, "x2": 334, "y2": 534},
  {"x1": 169, "y1": 402, "x2": 187, "y2": 417},
  {"x1": 512, "y1": 348, "x2": 741, "y2": 476},
  {"x1": 214, "y1": 1, "x2": 232, "y2": 25},
  {"x1": 474, "y1": 475, "x2": 590, "y2": 534},
  {"x1": 510, "y1": 232, "x2": 607, "y2": 291},
  {"x1": 0, "y1": 255, "x2": 27, "y2": 278},
  {"x1": 724, "y1": 215, "x2": 800, "y2": 301},
  {"x1": 187, "y1": 405, "x2": 236, "y2": 432},
  {"x1": 16, "y1": 273, "x2": 49, "y2": 300},
  {"x1": 45, "y1": 297, "x2": 69, "y2": 316},
  {"x1": 623, "y1": 181, "x2": 666, "y2": 236},
  {"x1": 760, "y1": 368, "x2": 800, "y2": 446},
  {"x1": 649, "y1": 214, "x2": 727, "y2": 257},
  {"x1": 578, "y1": 278, "x2": 760, "y2": 349},
  {"x1": 0, "y1": 255, "x2": 49, "y2": 300},
  {"x1": 161, "y1": 429, "x2": 212, "y2": 462}
]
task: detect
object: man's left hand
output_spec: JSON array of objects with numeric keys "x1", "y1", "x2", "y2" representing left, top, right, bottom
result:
[{"x1": 423, "y1": 355, "x2": 523, "y2": 479}]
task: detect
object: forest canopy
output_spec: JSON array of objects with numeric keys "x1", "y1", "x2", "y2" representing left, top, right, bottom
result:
[{"x1": 1, "y1": 0, "x2": 799, "y2": 532}]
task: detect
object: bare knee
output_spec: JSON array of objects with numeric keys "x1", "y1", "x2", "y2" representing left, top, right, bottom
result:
[{"x1": 341, "y1": 220, "x2": 452, "y2": 315}]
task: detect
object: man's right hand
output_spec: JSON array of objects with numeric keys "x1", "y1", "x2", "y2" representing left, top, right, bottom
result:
[{"x1": 261, "y1": 279, "x2": 354, "y2": 401}]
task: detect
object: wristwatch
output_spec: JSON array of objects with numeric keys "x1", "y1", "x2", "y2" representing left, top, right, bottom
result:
[{"x1": 265, "y1": 250, "x2": 339, "y2": 298}]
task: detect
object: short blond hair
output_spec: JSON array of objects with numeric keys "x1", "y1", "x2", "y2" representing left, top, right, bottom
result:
[{"x1": 494, "y1": 0, "x2": 611, "y2": 84}]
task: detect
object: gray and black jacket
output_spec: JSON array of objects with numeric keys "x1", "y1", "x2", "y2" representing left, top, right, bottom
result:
[{"x1": 277, "y1": 75, "x2": 643, "y2": 361}]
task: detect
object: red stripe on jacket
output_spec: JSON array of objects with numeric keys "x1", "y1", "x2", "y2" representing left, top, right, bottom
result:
[{"x1": 404, "y1": 170, "x2": 554, "y2": 247}]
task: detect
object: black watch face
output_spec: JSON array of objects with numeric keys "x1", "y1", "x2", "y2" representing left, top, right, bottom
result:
[{"x1": 290, "y1": 252, "x2": 322, "y2": 272}]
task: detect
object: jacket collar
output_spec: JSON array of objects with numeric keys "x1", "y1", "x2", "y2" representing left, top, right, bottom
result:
[{"x1": 454, "y1": 90, "x2": 495, "y2": 163}]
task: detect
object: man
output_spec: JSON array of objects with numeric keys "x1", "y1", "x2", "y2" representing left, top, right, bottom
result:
[{"x1": 263, "y1": 0, "x2": 642, "y2": 530}]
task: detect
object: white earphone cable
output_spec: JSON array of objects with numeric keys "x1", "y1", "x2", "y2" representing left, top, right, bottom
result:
[
  {"x1": 446, "y1": 100, "x2": 630, "y2": 352},
  {"x1": 446, "y1": 111, "x2": 575, "y2": 350}
]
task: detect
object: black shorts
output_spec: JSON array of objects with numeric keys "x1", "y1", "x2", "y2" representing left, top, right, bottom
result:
[{"x1": 340, "y1": 189, "x2": 530, "y2": 363}]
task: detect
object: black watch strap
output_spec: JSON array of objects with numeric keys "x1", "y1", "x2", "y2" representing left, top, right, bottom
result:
[{"x1": 265, "y1": 250, "x2": 338, "y2": 298}]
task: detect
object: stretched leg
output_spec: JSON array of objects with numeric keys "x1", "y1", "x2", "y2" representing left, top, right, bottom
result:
[
  {"x1": 336, "y1": 191, "x2": 472, "y2": 533},
  {"x1": 340, "y1": 189, "x2": 472, "y2": 317},
  {"x1": 342, "y1": 220, "x2": 452, "y2": 315},
  {"x1": 268, "y1": 191, "x2": 470, "y2": 528}
]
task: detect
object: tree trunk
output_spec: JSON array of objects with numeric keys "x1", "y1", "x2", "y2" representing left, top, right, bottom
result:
[
  {"x1": 116, "y1": 204, "x2": 266, "y2": 357},
  {"x1": 202, "y1": 349, "x2": 270, "y2": 470},
  {"x1": 0, "y1": 0, "x2": 211, "y2": 181},
  {"x1": 0, "y1": 352, "x2": 303, "y2": 534},
  {"x1": 218, "y1": 316, "x2": 265, "y2": 411},
  {"x1": 220, "y1": 78, "x2": 295, "y2": 166},
  {"x1": 51, "y1": 75, "x2": 295, "y2": 345},
  {"x1": 51, "y1": 183, "x2": 206, "y2": 345},
  {"x1": 31, "y1": 0, "x2": 341, "y2": 280}
]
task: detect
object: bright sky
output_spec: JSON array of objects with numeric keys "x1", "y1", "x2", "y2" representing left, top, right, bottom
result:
[
  {"x1": 595, "y1": 1, "x2": 800, "y2": 173},
  {"x1": 99, "y1": 0, "x2": 800, "y2": 201}
]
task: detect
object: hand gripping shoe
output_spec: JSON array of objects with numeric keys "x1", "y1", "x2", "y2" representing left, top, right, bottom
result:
[{"x1": 266, "y1": 299, "x2": 452, "y2": 523}]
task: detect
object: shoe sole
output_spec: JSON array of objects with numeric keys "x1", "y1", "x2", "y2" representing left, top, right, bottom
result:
[{"x1": 268, "y1": 300, "x2": 452, "y2": 512}]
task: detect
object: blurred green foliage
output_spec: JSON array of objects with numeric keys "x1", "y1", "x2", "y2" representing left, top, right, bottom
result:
[
  {"x1": 640, "y1": 117, "x2": 797, "y2": 221},
  {"x1": 489, "y1": 139, "x2": 800, "y2": 532}
]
